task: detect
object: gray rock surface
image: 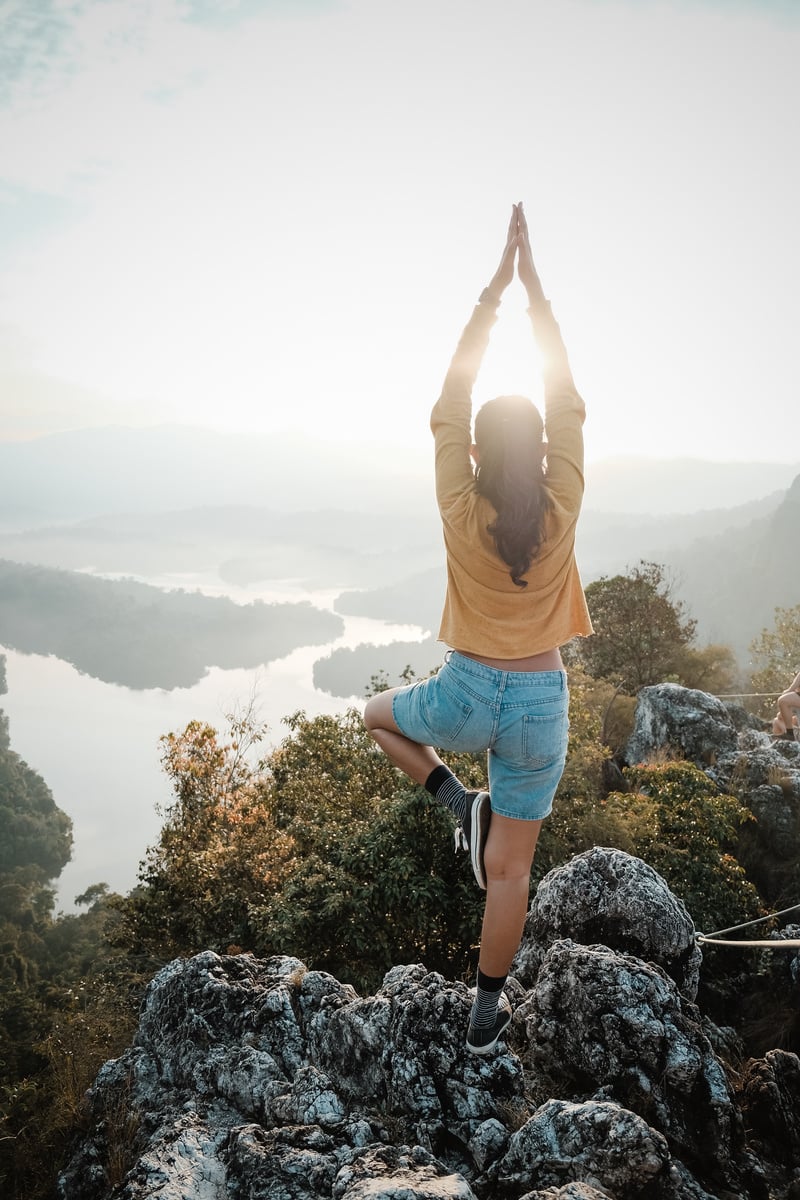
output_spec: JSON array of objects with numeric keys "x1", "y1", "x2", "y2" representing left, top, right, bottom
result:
[
  {"x1": 513, "y1": 847, "x2": 702, "y2": 999},
  {"x1": 624, "y1": 683, "x2": 738, "y2": 766},
  {"x1": 495, "y1": 1099, "x2": 670, "y2": 1196},
  {"x1": 737, "y1": 1050, "x2": 800, "y2": 1199},
  {"x1": 58, "y1": 934, "x2": 794, "y2": 1200},
  {"x1": 518, "y1": 940, "x2": 741, "y2": 1189},
  {"x1": 623, "y1": 681, "x2": 800, "y2": 879}
]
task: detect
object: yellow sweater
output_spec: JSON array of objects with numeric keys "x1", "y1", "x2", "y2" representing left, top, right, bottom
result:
[{"x1": 429, "y1": 295, "x2": 593, "y2": 657}]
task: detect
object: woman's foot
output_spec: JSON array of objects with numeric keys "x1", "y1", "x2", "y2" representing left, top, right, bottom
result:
[
  {"x1": 454, "y1": 791, "x2": 492, "y2": 889},
  {"x1": 466, "y1": 991, "x2": 512, "y2": 1054}
]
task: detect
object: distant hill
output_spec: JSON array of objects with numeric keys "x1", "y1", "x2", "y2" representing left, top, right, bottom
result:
[
  {"x1": 0, "y1": 506, "x2": 443, "y2": 590},
  {"x1": 0, "y1": 426, "x2": 432, "y2": 528},
  {"x1": 318, "y1": 477, "x2": 800, "y2": 693},
  {"x1": 0, "y1": 560, "x2": 342, "y2": 690},
  {"x1": 667, "y1": 474, "x2": 800, "y2": 658},
  {"x1": 583, "y1": 456, "x2": 800, "y2": 514},
  {"x1": 0, "y1": 424, "x2": 797, "y2": 527},
  {"x1": 1, "y1": 423, "x2": 797, "y2": 681}
]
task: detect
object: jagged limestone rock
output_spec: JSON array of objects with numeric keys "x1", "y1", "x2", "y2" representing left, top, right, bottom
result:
[
  {"x1": 625, "y1": 683, "x2": 738, "y2": 766},
  {"x1": 59, "y1": 953, "x2": 521, "y2": 1200},
  {"x1": 513, "y1": 846, "x2": 702, "y2": 999},
  {"x1": 518, "y1": 939, "x2": 742, "y2": 1190},
  {"x1": 58, "y1": 827, "x2": 800, "y2": 1200},
  {"x1": 518, "y1": 1186, "x2": 618, "y2": 1200},
  {"x1": 225, "y1": 1123, "x2": 340, "y2": 1199},
  {"x1": 743, "y1": 784, "x2": 800, "y2": 856},
  {"x1": 738, "y1": 1049, "x2": 800, "y2": 1191},
  {"x1": 332, "y1": 1144, "x2": 477, "y2": 1198},
  {"x1": 495, "y1": 1099, "x2": 670, "y2": 1197}
]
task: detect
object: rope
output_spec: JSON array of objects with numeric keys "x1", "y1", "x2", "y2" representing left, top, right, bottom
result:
[
  {"x1": 714, "y1": 692, "x2": 777, "y2": 699},
  {"x1": 695, "y1": 902, "x2": 800, "y2": 950},
  {"x1": 697, "y1": 936, "x2": 800, "y2": 949}
]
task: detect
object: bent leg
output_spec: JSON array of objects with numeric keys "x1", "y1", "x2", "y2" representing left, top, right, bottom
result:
[
  {"x1": 478, "y1": 813, "x2": 543, "y2": 977},
  {"x1": 364, "y1": 687, "x2": 445, "y2": 786},
  {"x1": 777, "y1": 690, "x2": 800, "y2": 732}
]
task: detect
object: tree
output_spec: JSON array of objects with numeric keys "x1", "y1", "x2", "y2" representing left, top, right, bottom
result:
[
  {"x1": 0, "y1": 745, "x2": 72, "y2": 878},
  {"x1": 575, "y1": 561, "x2": 698, "y2": 692},
  {"x1": 113, "y1": 712, "x2": 295, "y2": 960},
  {"x1": 672, "y1": 642, "x2": 738, "y2": 696},
  {"x1": 612, "y1": 762, "x2": 761, "y2": 933},
  {"x1": 748, "y1": 604, "x2": 800, "y2": 718},
  {"x1": 112, "y1": 705, "x2": 486, "y2": 992},
  {"x1": 0, "y1": 707, "x2": 136, "y2": 1200}
]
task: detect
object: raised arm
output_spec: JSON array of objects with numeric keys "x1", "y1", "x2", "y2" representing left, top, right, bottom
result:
[
  {"x1": 516, "y1": 202, "x2": 575, "y2": 386},
  {"x1": 437, "y1": 204, "x2": 519, "y2": 388},
  {"x1": 430, "y1": 206, "x2": 520, "y2": 505},
  {"x1": 517, "y1": 202, "x2": 586, "y2": 511}
]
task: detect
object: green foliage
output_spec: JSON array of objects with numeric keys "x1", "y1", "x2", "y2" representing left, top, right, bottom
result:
[
  {"x1": 114, "y1": 707, "x2": 482, "y2": 992},
  {"x1": 0, "y1": 745, "x2": 72, "y2": 877},
  {"x1": 672, "y1": 642, "x2": 738, "y2": 695},
  {"x1": 0, "y1": 883, "x2": 142, "y2": 1200},
  {"x1": 749, "y1": 604, "x2": 800, "y2": 717},
  {"x1": 113, "y1": 715, "x2": 293, "y2": 960},
  {"x1": 256, "y1": 788, "x2": 482, "y2": 993},
  {"x1": 575, "y1": 560, "x2": 698, "y2": 692},
  {"x1": 0, "y1": 703, "x2": 140, "y2": 1200},
  {"x1": 609, "y1": 762, "x2": 762, "y2": 932}
]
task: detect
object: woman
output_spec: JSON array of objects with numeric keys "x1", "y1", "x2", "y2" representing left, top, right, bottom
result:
[
  {"x1": 773, "y1": 669, "x2": 800, "y2": 741},
  {"x1": 364, "y1": 203, "x2": 592, "y2": 1054}
]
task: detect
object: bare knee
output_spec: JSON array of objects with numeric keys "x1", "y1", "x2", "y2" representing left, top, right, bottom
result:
[
  {"x1": 484, "y1": 858, "x2": 532, "y2": 887},
  {"x1": 364, "y1": 689, "x2": 396, "y2": 734},
  {"x1": 483, "y1": 813, "x2": 542, "y2": 883},
  {"x1": 483, "y1": 841, "x2": 536, "y2": 885}
]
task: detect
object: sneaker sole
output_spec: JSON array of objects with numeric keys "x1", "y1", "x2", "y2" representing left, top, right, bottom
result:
[
  {"x1": 470, "y1": 792, "x2": 491, "y2": 890},
  {"x1": 466, "y1": 994, "x2": 512, "y2": 1055}
]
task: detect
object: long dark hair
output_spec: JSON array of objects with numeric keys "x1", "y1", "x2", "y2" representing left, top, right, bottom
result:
[{"x1": 473, "y1": 394, "x2": 552, "y2": 588}]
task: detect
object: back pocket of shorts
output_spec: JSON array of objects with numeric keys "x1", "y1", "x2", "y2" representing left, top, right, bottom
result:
[
  {"x1": 521, "y1": 709, "x2": 569, "y2": 769},
  {"x1": 421, "y1": 678, "x2": 474, "y2": 746}
]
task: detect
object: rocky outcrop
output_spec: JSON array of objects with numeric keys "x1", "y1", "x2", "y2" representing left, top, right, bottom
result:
[
  {"x1": 60, "y1": 684, "x2": 800, "y2": 1200},
  {"x1": 60, "y1": 880, "x2": 798, "y2": 1198},
  {"x1": 624, "y1": 683, "x2": 739, "y2": 767},
  {"x1": 513, "y1": 846, "x2": 702, "y2": 999},
  {"x1": 624, "y1": 681, "x2": 800, "y2": 881}
]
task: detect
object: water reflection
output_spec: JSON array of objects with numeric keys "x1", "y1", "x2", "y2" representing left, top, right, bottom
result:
[{"x1": 0, "y1": 601, "x2": 425, "y2": 911}]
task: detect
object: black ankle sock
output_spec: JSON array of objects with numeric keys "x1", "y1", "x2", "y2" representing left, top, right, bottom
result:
[
  {"x1": 424, "y1": 765, "x2": 467, "y2": 823},
  {"x1": 471, "y1": 968, "x2": 508, "y2": 1028}
]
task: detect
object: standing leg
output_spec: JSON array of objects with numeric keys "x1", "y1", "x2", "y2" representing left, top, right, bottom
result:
[
  {"x1": 466, "y1": 813, "x2": 542, "y2": 1054},
  {"x1": 479, "y1": 813, "x2": 543, "y2": 976},
  {"x1": 777, "y1": 691, "x2": 800, "y2": 737}
]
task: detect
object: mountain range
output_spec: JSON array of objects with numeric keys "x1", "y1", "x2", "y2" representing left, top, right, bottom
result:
[
  {"x1": 1, "y1": 425, "x2": 798, "y2": 526},
  {"x1": 0, "y1": 425, "x2": 797, "y2": 674}
]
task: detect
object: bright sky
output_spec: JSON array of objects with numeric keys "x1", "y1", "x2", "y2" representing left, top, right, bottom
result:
[{"x1": 1, "y1": 0, "x2": 798, "y2": 462}]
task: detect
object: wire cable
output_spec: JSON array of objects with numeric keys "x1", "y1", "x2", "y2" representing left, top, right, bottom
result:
[{"x1": 695, "y1": 902, "x2": 800, "y2": 950}]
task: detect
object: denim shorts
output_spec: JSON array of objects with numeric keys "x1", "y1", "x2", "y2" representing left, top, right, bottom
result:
[{"x1": 392, "y1": 650, "x2": 570, "y2": 821}]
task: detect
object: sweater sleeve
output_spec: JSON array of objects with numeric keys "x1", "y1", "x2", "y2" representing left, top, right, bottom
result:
[
  {"x1": 527, "y1": 298, "x2": 586, "y2": 515},
  {"x1": 430, "y1": 301, "x2": 498, "y2": 509}
]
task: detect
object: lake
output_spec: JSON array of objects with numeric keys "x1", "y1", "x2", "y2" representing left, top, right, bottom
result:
[{"x1": 0, "y1": 573, "x2": 427, "y2": 911}]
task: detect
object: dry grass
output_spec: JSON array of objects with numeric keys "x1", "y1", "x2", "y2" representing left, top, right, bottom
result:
[{"x1": 101, "y1": 1072, "x2": 142, "y2": 1190}]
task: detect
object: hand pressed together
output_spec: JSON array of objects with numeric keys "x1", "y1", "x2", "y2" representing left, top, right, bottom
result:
[{"x1": 486, "y1": 201, "x2": 546, "y2": 306}]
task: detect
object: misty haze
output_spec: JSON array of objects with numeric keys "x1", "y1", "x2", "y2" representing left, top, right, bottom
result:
[{"x1": 1, "y1": 427, "x2": 798, "y2": 906}]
